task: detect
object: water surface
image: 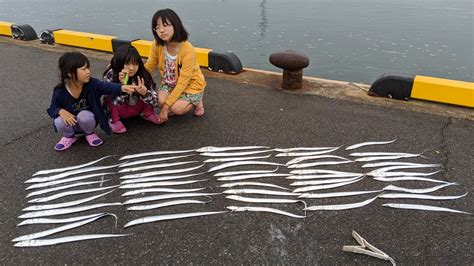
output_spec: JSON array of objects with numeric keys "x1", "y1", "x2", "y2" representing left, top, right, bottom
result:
[{"x1": 1, "y1": 0, "x2": 472, "y2": 83}]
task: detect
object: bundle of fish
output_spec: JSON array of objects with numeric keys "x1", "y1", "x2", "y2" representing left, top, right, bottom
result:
[
  {"x1": 14, "y1": 140, "x2": 471, "y2": 248},
  {"x1": 16, "y1": 156, "x2": 126, "y2": 247}
]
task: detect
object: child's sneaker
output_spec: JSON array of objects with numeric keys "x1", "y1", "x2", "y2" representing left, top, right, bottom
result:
[
  {"x1": 54, "y1": 136, "x2": 77, "y2": 151},
  {"x1": 85, "y1": 133, "x2": 103, "y2": 147},
  {"x1": 193, "y1": 101, "x2": 205, "y2": 117},
  {"x1": 143, "y1": 113, "x2": 162, "y2": 124},
  {"x1": 109, "y1": 119, "x2": 127, "y2": 133}
]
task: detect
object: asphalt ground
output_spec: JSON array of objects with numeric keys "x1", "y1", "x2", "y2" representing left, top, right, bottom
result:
[{"x1": 0, "y1": 42, "x2": 473, "y2": 265}]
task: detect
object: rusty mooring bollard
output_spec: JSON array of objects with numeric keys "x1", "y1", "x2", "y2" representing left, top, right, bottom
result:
[{"x1": 269, "y1": 50, "x2": 309, "y2": 90}]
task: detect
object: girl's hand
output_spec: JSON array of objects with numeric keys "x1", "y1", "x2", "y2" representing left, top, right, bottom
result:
[
  {"x1": 135, "y1": 77, "x2": 148, "y2": 96},
  {"x1": 118, "y1": 69, "x2": 128, "y2": 84},
  {"x1": 121, "y1": 85, "x2": 137, "y2": 95},
  {"x1": 159, "y1": 104, "x2": 169, "y2": 123},
  {"x1": 59, "y1": 109, "x2": 77, "y2": 126}
]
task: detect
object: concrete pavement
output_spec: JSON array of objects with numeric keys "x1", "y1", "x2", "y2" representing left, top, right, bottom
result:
[{"x1": 0, "y1": 40, "x2": 472, "y2": 264}]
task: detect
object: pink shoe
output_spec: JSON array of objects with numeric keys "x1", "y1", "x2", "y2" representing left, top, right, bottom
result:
[
  {"x1": 54, "y1": 136, "x2": 77, "y2": 151},
  {"x1": 143, "y1": 113, "x2": 162, "y2": 125},
  {"x1": 85, "y1": 133, "x2": 103, "y2": 147},
  {"x1": 193, "y1": 102, "x2": 205, "y2": 117},
  {"x1": 109, "y1": 119, "x2": 127, "y2": 134}
]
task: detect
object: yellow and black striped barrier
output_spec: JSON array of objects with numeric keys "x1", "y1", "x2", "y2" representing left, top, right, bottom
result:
[
  {"x1": 369, "y1": 74, "x2": 474, "y2": 108},
  {"x1": 0, "y1": 21, "x2": 242, "y2": 74}
]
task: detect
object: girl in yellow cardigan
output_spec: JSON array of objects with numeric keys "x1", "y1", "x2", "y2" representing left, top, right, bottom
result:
[{"x1": 145, "y1": 8, "x2": 206, "y2": 123}]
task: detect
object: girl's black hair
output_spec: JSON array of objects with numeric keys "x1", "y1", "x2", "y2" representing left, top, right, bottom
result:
[
  {"x1": 103, "y1": 45, "x2": 155, "y2": 88},
  {"x1": 151, "y1": 8, "x2": 188, "y2": 45},
  {"x1": 58, "y1": 52, "x2": 90, "y2": 86}
]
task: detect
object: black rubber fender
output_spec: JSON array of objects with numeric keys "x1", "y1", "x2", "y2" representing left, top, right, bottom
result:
[
  {"x1": 368, "y1": 74, "x2": 414, "y2": 100},
  {"x1": 112, "y1": 39, "x2": 138, "y2": 53},
  {"x1": 39, "y1": 29, "x2": 61, "y2": 44},
  {"x1": 208, "y1": 51, "x2": 242, "y2": 74},
  {"x1": 11, "y1": 24, "x2": 37, "y2": 41}
]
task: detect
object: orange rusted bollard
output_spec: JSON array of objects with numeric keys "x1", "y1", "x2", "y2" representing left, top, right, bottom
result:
[{"x1": 269, "y1": 50, "x2": 309, "y2": 90}]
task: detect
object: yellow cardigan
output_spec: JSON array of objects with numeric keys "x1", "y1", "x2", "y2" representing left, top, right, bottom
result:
[{"x1": 145, "y1": 40, "x2": 206, "y2": 107}]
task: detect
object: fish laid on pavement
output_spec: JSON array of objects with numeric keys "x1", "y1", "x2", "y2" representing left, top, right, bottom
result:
[
  {"x1": 275, "y1": 147, "x2": 341, "y2": 157},
  {"x1": 120, "y1": 164, "x2": 205, "y2": 179},
  {"x1": 362, "y1": 162, "x2": 440, "y2": 168},
  {"x1": 369, "y1": 170, "x2": 442, "y2": 177},
  {"x1": 354, "y1": 155, "x2": 421, "y2": 162},
  {"x1": 216, "y1": 173, "x2": 290, "y2": 181},
  {"x1": 195, "y1": 146, "x2": 270, "y2": 153},
  {"x1": 226, "y1": 195, "x2": 305, "y2": 205},
  {"x1": 382, "y1": 203, "x2": 472, "y2": 215},
  {"x1": 26, "y1": 164, "x2": 121, "y2": 183},
  {"x1": 32, "y1": 155, "x2": 114, "y2": 176},
  {"x1": 287, "y1": 160, "x2": 353, "y2": 169},
  {"x1": 299, "y1": 190, "x2": 382, "y2": 199},
  {"x1": 374, "y1": 176, "x2": 450, "y2": 184},
  {"x1": 208, "y1": 161, "x2": 283, "y2": 173},
  {"x1": 124, "y1": 211, "x2": 227, "y2": 227},
  {"x1": 368, "y1": 164, "x2": 441, "y2": 176},
  {"x1": 345, "y1": 139, "x2": 396, "y2": 150},
  {"x1": 127, "y1": 199, "x2": 211, "y2": 211},
  {"x1": 14, "y1": 234, "x2": 128, "y2": 247},
  {"x1": 204, "y1": 154, "x2": 271, "y2": 163},
  {"x1": 290, "y1": 176, "x2": 363, "y2": 186},
  {"x1": 273, "y1": 147, "x2": 337, "y2": 152},
  {"x1": 118, "y1": 161, "x2": 200, "y2": 173},
  {"x1": 213, "y1": 167, "x2": 279, "y2": 177},
  {"x1": 23, "y1": 190, "x2": 115, "y2": 211},
  {"x1": 25, "y1": 173, "x2": 114, "y2": 190},
  {"x1": 13, "y1": 213, "x2": 116, "y2": 242},
  {"x1": 382, "y1": 183, "x2": 457, "y2": 194},
  {"x1": 304, "y1": 196, "x2": 379, "y2": 211},
  {"x1": 17, "y1": 213, "x2": 110, "y2": 226},
  {"x1": 28, "y1": 186, "x2": 118, "y2": 203},
  {"x1": 120, "y1": 172, "x2": 204, "y2": 184},
  {"x1": 118, "y1": 154, "x2": 194, "y2": 168},
  {"x1": 379, "y1": 192, "x2": 468, "y2": 200},
  {"x1": 222, "y1": 188, "x2": 299, "y2": 196},
  {"x1": 122, "y1": 192, "x2": 220, "y2": 205},
  {"x1": 26, "y1": 180, "x2": 110, "y2": 198},
  {"x1": 293, "y1": 178, "x2": 364, "y2": 193},
  {"x1": 200, "y1": 150, "x2": 272, "y2": 157},
  {"x1": 220, "y1": 182, "x2": 289, "y2": 190},
  {"x1": 287, "y1": 174, "x2": 364, "y2": 180},
  {"x1": 286, "y1": 155, "x2": 350, "y2": 166},
  {"x1": 121, "y1": 187, "x2": 206, "y2": 197},
  {"x1": 119, "y1": 179, "x2": 208, "y2": 189},
  {"x1": 18, "y1": 203, "x2": 122, "y2": 219},
  {"x1": 289, "y1": 169, "x2": 361, "y2": 175},
  {"x1": 227, "y1": 206, "x2": 306, "y2": 218}
]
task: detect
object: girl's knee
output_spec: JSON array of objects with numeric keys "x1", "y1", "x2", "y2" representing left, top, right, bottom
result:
[
  {"x1": 54, "y1": 117, "x2": 67, "y2": 129},
  {"x1": 170, "y1": 105, "x2": 191, "y2": 115},
  {"x1": 76, "y1": 111, "x2": 96, "y2": 124}
]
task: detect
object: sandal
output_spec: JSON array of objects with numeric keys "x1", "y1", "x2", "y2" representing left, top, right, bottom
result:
[
  {"x1": 109, "y1": 119, "x2": 127, "y2": 133},
  {"x1": 193, "y1": 101, "x2": 205, "y2": 117},
  {"x1": 54, "y1": 136, "x2": 77, "y2": 151},
  {"x1": 143, "y1": 113, "x2": 162, "y2": 125},
  {"x1": 85, "y1": 133, "x2": 103, "y2": 147}
]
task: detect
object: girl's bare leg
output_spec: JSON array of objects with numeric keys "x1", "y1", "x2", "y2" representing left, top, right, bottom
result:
[
  {"x1": 193, "y1": 100, "x2": 205, "y2": 117},
  {"x1": 157, "y1": 90, "x2": 169, "y2": 108},
  {"x1": 170, "y1": 99, "x2": 193, "y2": 115}
]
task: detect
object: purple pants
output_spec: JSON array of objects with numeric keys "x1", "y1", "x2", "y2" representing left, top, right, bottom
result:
[{"x1": 54, "y1": 110, "x2": 96, "y2": 137}]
